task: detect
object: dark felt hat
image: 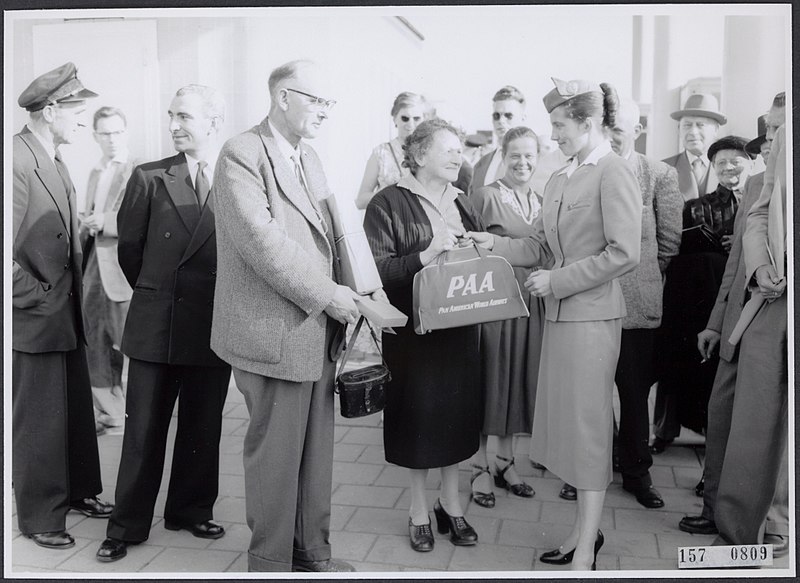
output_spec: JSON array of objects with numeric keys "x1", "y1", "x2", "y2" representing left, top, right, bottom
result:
[
  {"x1": 670, "y1": 93, "x2": 727, "y2": 125},
  {"x1": 465, "y1": 133, "x2": 490, "y2": 148},
  {"x1": 18, "y1": 62, "x2": 98, "y2": 112},
  {"x1": 745, "y1": 114, "x2": 768, "y2": 156},
  {"x1": 707, "y1": 135, "x2": 755, "y2": 162}
]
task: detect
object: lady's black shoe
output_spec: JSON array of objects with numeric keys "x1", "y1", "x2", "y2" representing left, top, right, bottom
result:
[
  {"x1": 433, "y1": 499, "x2": 477, "y2": 546},
  {"x1": 408, "y1": 517, "x2": 434, "y2": 552},
  {"x1": 649, "y1": 437, "x2": 672, "y2": 454},
  {"x1": 469, "y1": 464, "x2": 495, "y2": 508},
  {"x1": 540, "y1": 530, "x2": 604, "y2": 565},
  {"x1": 559, "y1": 483, "x2": 577, "y2": 501},
  {"x1": 694, "y1": 477, "x2": 705, "y2": 497},
  {"x1": 494, "y1": 455, "x2": 534, "y2": 498}
]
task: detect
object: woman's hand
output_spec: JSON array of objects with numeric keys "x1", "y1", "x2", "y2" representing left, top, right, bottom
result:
[
  {"x1": 525, "y1": 269, "x2": 553, "y2": 298},
  {"x1": 464, "y1": 231, "x2": 494, "y2": 250},
  {"x1": 420, "y1": 230, "x2": 460, "y2": 265},
  {"x1": 370, "y1": 288, "x2": 389, "y2": 304},
  {"x1": 697, "y1": 328, "x2": 721, "y2": 361}
]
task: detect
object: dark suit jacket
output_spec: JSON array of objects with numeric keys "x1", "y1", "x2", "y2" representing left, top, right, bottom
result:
[
  {"x1": 117, "y1": 153, "x2": 226, "y2": 367},
  {"x1": 469, "y1": 148, "x2": 498, "y2": 195},
  {"x1": 662, "y1": 150, "x2": 718, "y2": 201},
  {"x1": 12, "y1": 127, "x2": 85, "y2": 353}
]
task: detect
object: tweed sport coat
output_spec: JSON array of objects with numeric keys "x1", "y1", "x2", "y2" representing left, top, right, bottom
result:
[
  {"x1": 705, "y1": 172, "x2": 763, "y2": 362},
  {"x1": 82, "y1": 159, "x2": 137, "y2": 302},
  {"x1": 211, "y1": 117, "x2": 342, "y2": 382},
  {"x1": 617, "y1": 153, "x2": 683, "y2": 329},
  {"x1": 663, "y1": 150, "x2": 719, "y2": 201},
  {"x1": 116, "y1": 153, "x2": 227, "y2": 367},
  {"x1": 12, "y1": 127, "x2": 85, "y2": 353},
  {"x1": 492, "y1": 147, "x2": 642, "y2": 322}
]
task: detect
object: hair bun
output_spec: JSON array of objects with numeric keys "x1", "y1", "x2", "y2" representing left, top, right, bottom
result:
[{"x1": 600, "y1": 82, "x2": 619, "y2": 128}]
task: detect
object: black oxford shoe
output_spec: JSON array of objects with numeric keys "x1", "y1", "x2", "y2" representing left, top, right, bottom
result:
[
  {"x1": 623, "y1": 484, "x2": 665, "y2": 509},
  {"x1": 97, "y1": 538, "x2": 128, "y2": 562},
  {"x1": 70, "y1": 496, "x2": 114, "y2": 518},
  {"x1": 409, "y1": 517, "x2": 434, "y2": 552},
  {"x1": 26, "y1": 531, "x2": 75, "y2": 549},
  {"x1": 678, "y1": 515, "x2": 718, "y2": 535},
  {"x1": 164, "y1": 519, "x2": 225, "y2": 539},
  {"x1": 292, "y1": 558, "x2": 356, "y2": 572}
]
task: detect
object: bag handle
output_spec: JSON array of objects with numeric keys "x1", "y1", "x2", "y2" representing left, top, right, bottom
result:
[
  {"x1": 335, "y1": 315, "x2": 386, "y2": 389},
  {"x1": 434, "y1": 239, "x2": 487, "y2": 267}
]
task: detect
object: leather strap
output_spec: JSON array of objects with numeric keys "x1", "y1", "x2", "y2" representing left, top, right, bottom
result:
[{"x1": 335, "y1": 315, "x2": 386, "y2": 390}]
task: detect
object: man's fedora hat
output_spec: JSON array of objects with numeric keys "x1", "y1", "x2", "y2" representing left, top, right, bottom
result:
[
  {"x1": 670, "y1": 92, "x2": 727, "y2": 125},
  {"x1": 745, "y1": 114, "x2": 768, "y2": 156}
]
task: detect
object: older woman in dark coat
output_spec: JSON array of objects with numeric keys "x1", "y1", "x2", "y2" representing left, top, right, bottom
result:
[{"x1": 364, "y1": 119, "x2": 483, "y2": 553}]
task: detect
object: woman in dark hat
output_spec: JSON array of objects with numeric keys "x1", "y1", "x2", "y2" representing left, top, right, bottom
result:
[{"x1": 468, "y1": 78, "x2": 642, "y2": 570}]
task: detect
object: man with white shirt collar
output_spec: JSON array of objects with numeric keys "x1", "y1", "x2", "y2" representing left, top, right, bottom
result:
[
  {"x1": 662, "y1": 93, "x2": 725, "y2": 201},
  {"x1": 79, "y1": 106, "x2": 137, "y2": 435},
  {"x1": 470, "y1": 85, "x2": 526, "y2": 193},
  {"x1": 97, "y1": 84, "x2": 232, "y2": 562},
  {"x1": 13, "y1": 61, "x2": 113, "y2": 551},
  {"x1": 212, "y1": 59, "x2": 371, "y2": 573}
]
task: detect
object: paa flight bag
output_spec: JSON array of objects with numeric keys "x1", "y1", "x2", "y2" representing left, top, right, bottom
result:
[{"x1": 412, "y1": 243, "x2": 529, "y2": 335}]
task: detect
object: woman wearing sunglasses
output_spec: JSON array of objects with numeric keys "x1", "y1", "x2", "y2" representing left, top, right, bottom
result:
[{"x1": 356, "y1": 92, "x2": 429, "y2": 209}]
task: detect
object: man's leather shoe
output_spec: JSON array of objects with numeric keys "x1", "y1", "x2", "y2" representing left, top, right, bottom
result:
[
  {"x1": 694, "y1": 477, "x2": 705, "y2": 497},
  {"x1": 649, "y1": 437, "x2": 672, "y2": 454},
  {"x1": 623, "y1": 484, "x2": 664, "y2": 508},
  {"x1": 678, "y1": 515, "x2": 718, "y2": 535},
  {"x1": 164, "y1": 519, "x2": 225, "y2": 539},
  {"x1": 26, "y1": 531, "x2": 75, "y2": 549},
  {"x1": 292, "y1": 558, "x2": 356, "y2": 572},
  {"x1": 97, "y1": 538, "x2": 128, "y2": 562},
  {"x1": 70, "y1": 496, "x2": 114, "y2": 518},
  {"x1": 559, "y1": 483, "x2": 577, "y2": 501},
  {"x1": 763, "y1": 534, "x2": 789, "y2": 558}
]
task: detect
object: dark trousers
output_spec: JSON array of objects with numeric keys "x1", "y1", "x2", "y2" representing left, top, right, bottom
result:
[
  {"x1": 106, "y1": 358, "x2": 230, "y2": 542},
  {"x1": 715, "y1": 294, "x2": 787, "y2": 544},
  {"x1": 12, "y1": 346, "x2": 102, "y2": 534},
  {"x1": 614, "y1": 328, "x2": 655, "y2": 489},
  {"x1": 234, "y1": 352, "x2": 336, "y2": 571}
]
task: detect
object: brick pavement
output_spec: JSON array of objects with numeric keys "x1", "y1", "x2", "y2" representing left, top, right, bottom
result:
[{"x1": 8, "y1": 374, "x2": 793, "y2": 576}]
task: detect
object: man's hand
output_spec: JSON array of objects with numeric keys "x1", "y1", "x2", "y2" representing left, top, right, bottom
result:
[
  {"x1": 324, "y1": 285, "x2": 360, "y2": 325},
  {"x1": 525, "y1": 269, "x2": 553, "y2": 298},
  {"x1": 721, "y1": 235, "x2": 732, "y2": 252},
  {"x1": 80, "y1": 212, "x2": 105, "y2": 234},
  {"x1": 697, "y1": 329, "x2": 721, "y2": 361},
  {"x1": 754, "y1": 264, "x2": 786, "y2": 302},
  {"x1": 464, "y1": 231, "x2": 494, "y2": 250}
]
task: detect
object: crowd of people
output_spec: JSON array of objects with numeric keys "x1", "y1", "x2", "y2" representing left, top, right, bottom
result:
[{"x1": 11, "y1": 57, "x2": 789, "y2": 572}]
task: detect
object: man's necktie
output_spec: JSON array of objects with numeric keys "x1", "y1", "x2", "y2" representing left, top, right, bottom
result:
[
  {"x1": 691, "y1": 157, "x2": 705, "y2": 187},
  {"x1": 292, "y1": 153, "x2": 328, "y2": 235},
  {"x1": 195, "y1": 161, "x2": 210, "y2": 209},
  {"x1": 54, "y1": 151, "x2": 75, "y2": 235}
]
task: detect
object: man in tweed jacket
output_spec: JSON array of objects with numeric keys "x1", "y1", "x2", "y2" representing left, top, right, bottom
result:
[
  {"x1": 212, "y1": 60, "x2": 371, "y2": 573},
  {"x1": 608, "y1": 98, "x2": 682, "y2": 508}
]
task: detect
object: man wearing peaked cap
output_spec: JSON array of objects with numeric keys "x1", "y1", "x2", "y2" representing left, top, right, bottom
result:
[
  {"x1": 661, "y1": 93, "x2": 726, "y2": 204},
  {"x1": 12, "y1": 62, "x2": 113, "y2": 551}
]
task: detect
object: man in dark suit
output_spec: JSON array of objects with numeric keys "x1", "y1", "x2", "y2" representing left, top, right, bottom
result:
[
  {"x1": 212, "y1": 60, "x2": 371, "y2": 573},
  {"x1": 680, "y1": 98, "x2": 789, "y2": 557},
  {"x1": 12, "y1": 62, "x2": 113, "y2": 550},
  {"x1": 470, "y1": 85, "x2": 526, "y2": 193},
  {"x1": 661, "y1": 93, "x2": 725, "y2": 202},
  {"x1": 79, "y1": 106, "x2": 136, "y2": 434},
  {"x1": 607, "y1": 98, "x2": 683, "y2": 508},
  {"x1": 97, "y1": 85, "x2": 232, "y2": 562}
]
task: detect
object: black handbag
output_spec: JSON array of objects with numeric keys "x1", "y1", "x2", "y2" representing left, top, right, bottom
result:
[{"x1": 335, "y1": 316, "x2": 390, "y2": 418}]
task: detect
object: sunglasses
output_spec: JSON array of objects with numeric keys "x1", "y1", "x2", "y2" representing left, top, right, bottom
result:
[
  {"x1": 399, "y1": 115, "x2": 422, "y2": 123},
  {"x1": 492, "y1": 112, "x2": 516, "y2": 121}
]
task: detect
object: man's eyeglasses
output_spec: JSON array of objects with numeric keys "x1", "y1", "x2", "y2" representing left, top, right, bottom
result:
[
  {"x1": 492, "y1": 112, "x2": 515, "y2": 121},
  {"x1": 285, "y1": 88, "x2": 336, "y2": 111},
  {"x1": 94, "y1": 130, "x2": 126, "y2": 139}
]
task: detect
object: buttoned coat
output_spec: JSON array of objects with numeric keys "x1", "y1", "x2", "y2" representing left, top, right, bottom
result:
[
  {"x1": 211, "y1": 117, "x2": 341, "y2": 382},
  {"x1": 493, "y1": 149, "x2": 642, "y2": 322},
  {"x1": 617, "y1": 153, "x2": 682, "y2": 329},
  {"x1": 116, "y1": 153, "x2": 226, "y2": 367},
  {"x1": 12, "y1": 127, "x2": 85, "y2": 353},
  {"x1": 663, "y1": 150, "x2": 719, "y2": 200},
  {"x1": 706, "y1": 172, "x2": 763, "y2": 362},
  {"x1": 82, "y1": 159, "x2": 136, "y2": 302}
]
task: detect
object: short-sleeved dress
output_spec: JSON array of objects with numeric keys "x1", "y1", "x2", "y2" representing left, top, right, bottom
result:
[
  {"x1": 364, "y1": 180, "x2": 484, "y2": 469},
  {"x1": 471, "y1": 180, "x2": 545, "y2": 436},
  {"x1": 373, "y1": 140, "x2": 408, "y2": 190}
]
